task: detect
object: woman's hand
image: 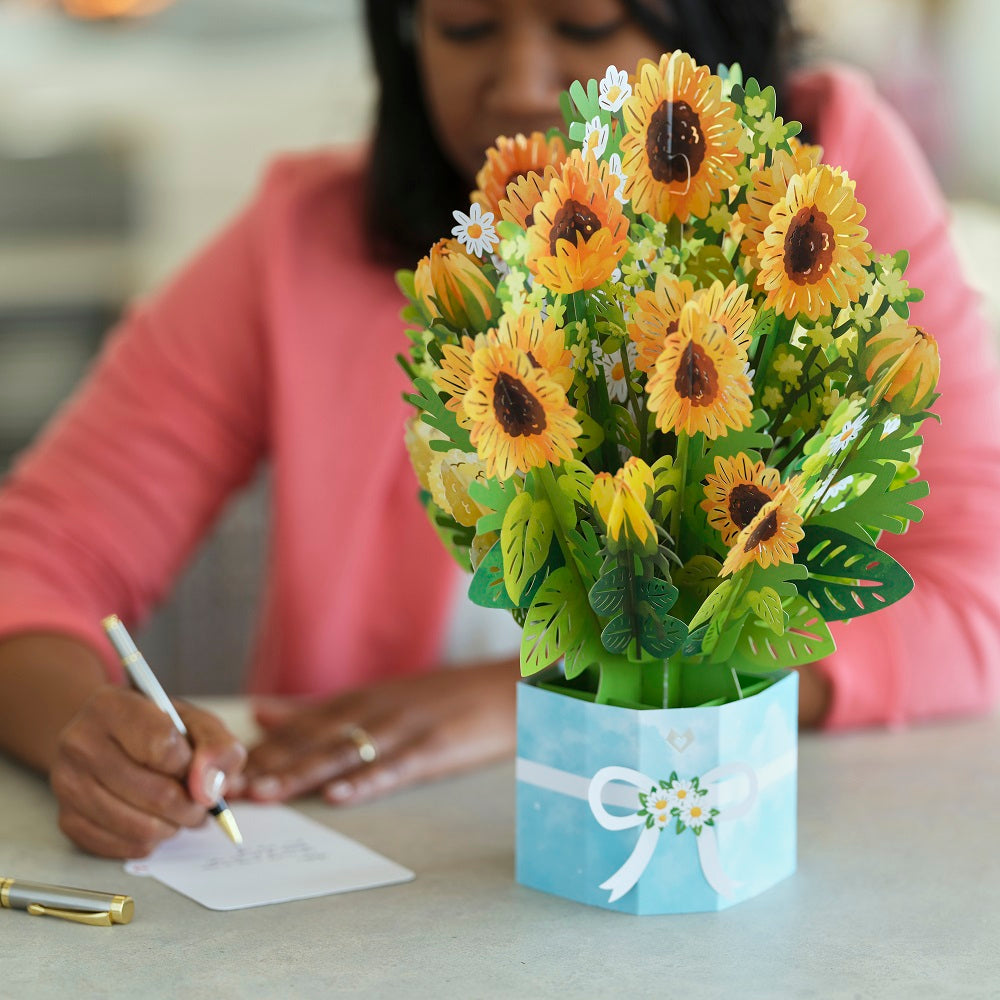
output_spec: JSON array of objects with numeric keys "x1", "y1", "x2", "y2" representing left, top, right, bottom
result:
[
  {"x1": 240, "y1": 658, "x2": 518, "y2": 806},
  {"x1": 50, "y1": 686, "x2": 246, "y2": 858}
]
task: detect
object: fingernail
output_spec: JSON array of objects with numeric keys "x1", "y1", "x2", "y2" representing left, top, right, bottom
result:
[
  {"x1": 228, "y1": 773, "x2": 247, "y2": 796},
  {"x1": 251, "y1": 776, "x2": 281, "y2": 799},
  {"x1": 204, "y1": 767, "x2": 225, "y2": 801},
  {"x1": 326, "y1": 780, "x2": 353, "y2": 802}
]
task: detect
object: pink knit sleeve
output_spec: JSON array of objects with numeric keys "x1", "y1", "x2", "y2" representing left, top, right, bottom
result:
[
  {"x1": 0, "y1": 182, "x2": 270, "y2": 675},
  {"x1": 801, "y1": 70, "x2": 1000, "y2": 727}
]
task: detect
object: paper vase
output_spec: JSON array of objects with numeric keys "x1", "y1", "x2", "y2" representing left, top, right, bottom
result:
[{"x1": 515, "y1": 671, "x2": 798, "y2": 914}]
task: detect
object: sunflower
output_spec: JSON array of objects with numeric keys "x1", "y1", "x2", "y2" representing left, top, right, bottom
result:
[
  {"x1": 738, "y1": 141, "x2": 823, "y2": 268},
  {"x1": 499, "y1": 165, "x2": 560, "y2": 229},
  {"x1": 701, "y1": 453, "x2": 782, "y2": 546},
  {"x1": 427, "y1": 449, "x2": 491, "y2": 528},
  {"x1": 757, "y1": 165, "x2": 871, "y2": 321},
  {"x1": 628, "y1": 273, "x2": 697, "y2": 374},
  {"x1": 434, "y1": 334, "x2": 481, "y2": 428},
  {"x1": 620, "y1": 51, "x2": 743, "y2": 223},
  {"x1": 491, "y1": 308, "x2": 574, "y2": 392},
  {"x1": 696, "y1": 280, "x2": 756, "y2": 356},
  {"x1": 525, "y1": 150, "x2": 629, "y2": 295},
  {"x1": 463, "y1": 342, "x2": 581, "y2": 480},
  {"x1": 646, "y1": 300, "x2": 754, "y2": 439},
  {"x1": 721, "y1": 478, "x2": 805, "y2": 576},
  {"x1": 591, "y1": 457, "x2": 657, "y2": 553},
  {"x1": 473, "y1": 132, "x2": 567, "y2": 219},
  {"x1": 863, "y1": 321, "x2": 940, "y2": 415}
]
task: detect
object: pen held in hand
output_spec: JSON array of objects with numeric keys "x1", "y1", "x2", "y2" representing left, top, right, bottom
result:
[{"x1": 101, "y1": 614, "x2": 243, "y2": 847}]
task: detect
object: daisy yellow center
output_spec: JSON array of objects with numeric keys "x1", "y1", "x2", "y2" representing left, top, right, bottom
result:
[
  {"x1": 549, "y1": 199, "x2": 602, "y2": 254},
  {"x1": 493, "y1": 371, "x2": 547, "y2": 437},
  {"x1": 690, "y1": 806, "x2": 703, "y2": 819},
  {"x1": 728, "y1": 484, "x2": 771, "y2": 530},
  {"x1": 674, "y1": 341, "x2": 719, "y2": 406},
  {"x1": 783, "y1": 206, "x2": 835, "y2": 285},
  {"x1": 645, "y1": 100, "x2": 705, "y2": 184},
  {"x1": 606, "y1": 84, "x2": 623, "y2": 103},
  {"x1": 653, "y1": 797, "x2": 668, "y2": 810},
  {"x1": 611, "y1": 361, "x2": 625, "y2": 380},
  {"x1": 676, "y1": 789, "x2": 687, "y2": 800},
  {"x1": 467, "y1": 222, "x2": 484, "y2": 240},
  {"x1": 743, "y1": 510, "x2": 779, "y2": 552}
]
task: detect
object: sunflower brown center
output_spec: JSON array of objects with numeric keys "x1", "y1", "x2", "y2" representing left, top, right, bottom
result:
[
  {"x1": 646, "y1": 100, "x2": 706, "y2": 184},
  {"x1": 728, "y1": 484, "x2": 771, "y2": 530},
  {"x1": 549, "y1": 199, "x2": 602, "y2": 254},
  {"x1": 674, "y1": 341, "x2": 719, "y2": 406},
  {"x1": 783, "y1": 206, "x2": 835, "y2": 285},
  {"x1": 743, "y1": 510, "x2": 779, "y2": 552},
  {"x1": 493, "y1": 371, "x2": 547, "y2": 437}
]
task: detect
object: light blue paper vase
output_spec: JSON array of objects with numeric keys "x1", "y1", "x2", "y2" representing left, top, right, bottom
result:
[{"x1": 516, "y1": 670, "x2": 798, "y2": 914}]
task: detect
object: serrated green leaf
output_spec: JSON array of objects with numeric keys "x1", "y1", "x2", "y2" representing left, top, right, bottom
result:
[
  {"x1": 468, "y1": 476, "x2": 520, "y2": 535},
  {"x1": 403, "y1": 377, "x2": 472, "y2": 453},
  {"x1": 635, "y1": 576, "x2": 680, "y2": 616},
  {"x1": 502, "y1": 494, "x2": 553, "y2": 604},
  {"x1": 636, "y1": 613, "x2": 688, "y2": 659},
  {"x1": 520, "y1": 567, "x2": 592, "y2": 675},
  {"x1": 798, "y1": 525, "x2": 914, "y2": 621},
  {"x1": 812, "y1": 464, "x2": 928, "y2": 538},
  {"x1": 674, "y1": 555, "x2": 724, "y2": 600}
]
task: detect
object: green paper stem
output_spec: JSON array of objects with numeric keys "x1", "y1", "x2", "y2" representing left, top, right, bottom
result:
[
  {"x1": 666, "y1": 653, "x2": 683, "y2": 709},
  {"x1": 670, "y1": 432, "x2": 690, "y2": 555},
  {"x1": 596, "y1": 655, "x2": 643, "y2": 705}
]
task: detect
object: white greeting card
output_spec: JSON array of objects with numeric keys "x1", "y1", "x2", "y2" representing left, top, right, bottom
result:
[{"x1": 125, "y1": 803, "x2": 413, "y2": 911}]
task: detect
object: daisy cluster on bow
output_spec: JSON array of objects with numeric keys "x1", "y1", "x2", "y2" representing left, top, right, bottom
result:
[{"x1": 399, "y1": 53, "x2": 940, "y2": 707}]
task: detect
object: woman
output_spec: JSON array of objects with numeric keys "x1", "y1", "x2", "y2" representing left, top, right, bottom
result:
[{"x1": 0, "y1": 0, "x2": 996, "y2": 859}]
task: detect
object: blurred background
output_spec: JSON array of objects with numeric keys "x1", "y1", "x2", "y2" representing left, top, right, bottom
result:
[{"x1": 1, "y1": 0, "x2": 998, "y2": 692}]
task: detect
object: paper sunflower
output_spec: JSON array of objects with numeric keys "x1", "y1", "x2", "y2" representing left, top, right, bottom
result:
[
  {"x1": 646, "y1": 300, "x2": 754, "y2": 439},
  {"x1": 499, "y1": 165, "x2": 561, "y2": 229},
  {"x1": 701, "y1": 453, "x2": 783, "y2": 546},
  {"x1": 463, "y1": 342, "x2": 581, "y2": 480},
  {"x1": 620, "y1": 51, "x2": 743, "y2": 222},
  {"x1": 434, "y1": 334, "x2": 480, "y2": 428},
  {"x1": 721, "y1": 479, "x2": 805, "y2": 576},
  {"x1": 864, "y1": 321, "x2": 941, "y2": 414},
  {"x1": 492, "y1": 308, "x2": 574, "y2": 392},
  {"x1": 526, "y1": 150, "x2": 629, "y2": 294},
  {"x1": 628, "y1": 274, "x2": 698, "y2": 374},
  {"x1": 757, "y1": 165, "x2": 871, "y2": 320},
  {"x1": 473, "y1": 132, "x2": 568, "y2": 219}
]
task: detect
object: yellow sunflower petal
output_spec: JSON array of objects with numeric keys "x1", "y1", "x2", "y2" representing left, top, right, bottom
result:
[
  {"x1": 721, "y1": 479, "x2": 805, "y2": 576},
  {"x1": 700, "y1": 453, "x2": 782, "y2": 546},
  {"x1": 473, "y1": 132, "x2": 567, "y2": 219}
]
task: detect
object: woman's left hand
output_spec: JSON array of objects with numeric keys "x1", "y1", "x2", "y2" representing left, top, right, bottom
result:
[{"x1": 237, "y1": 658, "x2": 518, "y2": 805}]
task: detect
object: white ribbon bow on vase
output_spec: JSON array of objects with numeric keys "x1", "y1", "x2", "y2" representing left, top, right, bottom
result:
[{"x1": 588, "y1": 763, "x2": 759, "y2": 902}]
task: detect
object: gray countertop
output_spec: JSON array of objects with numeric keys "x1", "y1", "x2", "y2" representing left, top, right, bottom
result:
[{"x1": 2, "y1": 702, "x2": 998, "y2": 999}]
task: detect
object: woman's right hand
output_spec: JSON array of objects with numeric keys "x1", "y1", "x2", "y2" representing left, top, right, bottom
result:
[{"x1": 50, "y1": 685, "x2": 246, "y2": 859}]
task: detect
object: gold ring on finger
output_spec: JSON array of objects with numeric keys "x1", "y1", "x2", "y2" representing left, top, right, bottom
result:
[{"x1": 342, "y1": 724, "x2": 379, "y2": 764}]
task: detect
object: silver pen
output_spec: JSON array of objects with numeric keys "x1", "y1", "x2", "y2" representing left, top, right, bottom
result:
[
  {"x1": 101, "y1": 614, "x2": 243, "y2": 846},
  {"x1": 1, "y1": 875, "x2": 133, "y2": 926}
]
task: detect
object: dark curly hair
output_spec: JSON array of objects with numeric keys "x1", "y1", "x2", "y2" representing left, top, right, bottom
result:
[{"x1": 363, "y1": 1, "x2": 798, "y2": 265}]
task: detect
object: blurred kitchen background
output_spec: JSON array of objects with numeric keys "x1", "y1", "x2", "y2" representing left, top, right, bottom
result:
[{"x1": 1, "y1": 0, "x2": 998, "y2": 693}]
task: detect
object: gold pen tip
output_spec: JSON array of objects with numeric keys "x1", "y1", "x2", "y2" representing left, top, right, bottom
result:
[
  {"x1": 216, "y1": 808, "x2": 243, "y2": 846},
  {"x1": 101, "y1": 614, "x2": 121, "y2": 631}
]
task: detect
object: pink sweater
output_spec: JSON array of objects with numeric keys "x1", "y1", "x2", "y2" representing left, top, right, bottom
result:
[{"x1": 0, "y1": 68, "x2": 997, "y2": 728}]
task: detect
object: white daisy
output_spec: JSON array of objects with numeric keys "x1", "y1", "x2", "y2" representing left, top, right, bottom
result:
[
  {"x1": 451, "y1": 203, "x2": 499, "y2": 258},
  {"x1": 666, "y1": 778, "x2": 696, "y2": 810},
  {"x1": 583, "y1": 115, "x2": 609, "y2": 160},
  {"x1": 598, "y1": 65, "x2": 632, "y2": 112},
  {"x1": 643, "y1": 787, "x2": 672, "y2": 828},
  {"x1": 607, "y1": 153, "x2": 629, "y2": 204},
  {"x1": 679, "y1": 798, "x2": 712, "y2": 832},
  {"x1": 593, "y1": 340, "x2": 637, "y2": 403},
  {"x1": 881, "y1": 414, "x2": 901, "y2": 439},
  {"x1": 828, "y1": 412, "x2": 868, "y2": 455}
]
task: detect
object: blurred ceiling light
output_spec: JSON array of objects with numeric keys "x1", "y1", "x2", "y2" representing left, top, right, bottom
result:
[{"x1": 59, "y1": 0, "x2": 177, "y2": 19}]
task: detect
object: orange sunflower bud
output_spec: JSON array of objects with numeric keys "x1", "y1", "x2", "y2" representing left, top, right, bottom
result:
[
  {"x1": 413, "y1": 238, "x2": 499, "y2": 331},
  {"x1": 863, "y1": 320, "x2": 940, "y2": 415},
  {"x1": 591, "y1": 457, "x2": 658, "y2": 554}
]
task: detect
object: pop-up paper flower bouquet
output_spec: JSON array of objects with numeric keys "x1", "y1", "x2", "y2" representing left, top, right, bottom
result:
[{"x1": 399, "y1": 52, "x2": 939, "y2": 914}]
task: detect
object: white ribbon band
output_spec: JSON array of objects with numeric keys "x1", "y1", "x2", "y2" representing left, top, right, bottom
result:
[{"x1": 517, "y1": 749, "x2": 796, "y2": 903}]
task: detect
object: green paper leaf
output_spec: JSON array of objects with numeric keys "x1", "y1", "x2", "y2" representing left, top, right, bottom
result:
[
  {"x1": 403, "y1": 377, "x2": 473, "y2": 453},
  {"x1": 520, "y1": 567, "x2": 592, "y2": 676},
  {"x1": 557, "y1": 460, "x2": 596, "y2": 507},
  {"x1": 468, "y1": 476, "x2": 520, "y2": 535},
  {"x1": 812, "y1": 464, "x2": 928, "y2": 539},
  {"x1": 467, "y1": 538, "x2": 515, "y2": 610},
  {"x1": 563, "y1": 625, "x2": 607, "y2": 680},
  {"x1": 589, "y1": 565, "x2": 627, "y2": 617},
  {"x1": 742, "y1": 587, "x2": 784, "y2": 636},
  {"x1": 501, "y1": 494, "x2": 554, "y2": 605},
  {"x1": 565, "y1": 520, "x2": 603, "y2": 587},
  {"x1": 798, "y1": 525, "x2": 914, "y2": 621},
  {"x1": 689, "y1": 577, "x2": 737, "y2": 633},
  {"x1": 734, "y1": 594, "x2": 835, "y2": 670},
  {"x1": 636, "y1": 576, "x2": 680, "y2": 617},
  {"x1": 684, "y1": 244, "x2": 736, "y2": 289},
  {"x1": 573, "y1": 409, "x2": 606, "y2": 457},
  {"x1": 674, "y1": 555, "x2": 724, "y2": 601}
]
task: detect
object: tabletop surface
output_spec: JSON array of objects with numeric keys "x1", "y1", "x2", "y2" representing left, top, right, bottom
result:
[{"x1": 2, "y1": 701, "x2": 998, "y2": 999}]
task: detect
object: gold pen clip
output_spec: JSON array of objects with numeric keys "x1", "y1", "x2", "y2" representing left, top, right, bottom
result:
[{"x1": 26, "y1": 903, "x2": 113, "y2": 927}]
